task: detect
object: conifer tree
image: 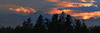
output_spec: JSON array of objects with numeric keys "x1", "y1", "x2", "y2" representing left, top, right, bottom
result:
[
  {"x1": 75, "y1": 19, "x2": 82, "y2": 33},
  {"x1": 63, "y1": 14, "x2": 73, "y2": 33},
  {"x1": 81, "y1": 20, "x2": 88, "y2": 33},
  {"x1": 22, "y1": 18, "x2": 33, "y2": 33},
  {"x1": 33, "y1": 15, "x2": 46, "y2": 33},
  {"x1": 48, "y1": 14, "x2": 59, "y2": 33},
  {"x1": 14, "y1": 25, "x2": 22, "y2": 33}
]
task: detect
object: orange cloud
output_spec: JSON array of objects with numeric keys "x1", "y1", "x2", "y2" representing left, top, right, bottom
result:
[
  {"x1": 9, "y1": 6, "x2": 36, "y2": 13},
  {"x1": 56, "y1": 1, "x2": 97, "y2": 8},
  {"x1": 48, "y1": 8, "x2": 100, "y2": 19},
  {"x1": 48, "y1": 8, "x2": 75, "y2": 14},
  {"x1": 46, "y1": 0, "x2": 97, "y2": 8},
  {"x1": 46, "y1": 0, "x2": 60, "y2": 2},
  {"x1": 46, "y1": 0, "x2": 99, "y2": 19},
  {"x1": 81, "y1": 0, "x2": 87, "y2": 2},
  {"x1": 81, "y1": 0, "x2": 95, "y2": 2},
  {"x1": 72, "y1": 11, "x2": 100, "y2": 19}
]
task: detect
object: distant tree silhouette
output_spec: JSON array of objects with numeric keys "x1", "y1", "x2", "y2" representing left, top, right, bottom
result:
[
  {"x1": 0, "y1": 26, "x2": 13, "y2": 33},
  {"x1": 44, "y1": 18, "x2": 50, "y2": 27},
  {"x1": 0, "y1": 27, "x2": 5, "y2": 33},
  {"x1": 58, "y1": 12, "x2": 66, "y2": 33},
  {"x1": 75, "y1": 19, "x2": 82, "y2": 33},
  {"x1": 33, "y1": 15, "x2": 46, "y2": 33},
  {"x1": 59, "y1": 12, "x2": 65, "y2": 23},
  {"x1": 48, "y1": 14, "x2": 60, "y2": 33},
  {"x1": 63, "y1": 14, "x2": 73, "y2": 33},
  {"x1": 74, "y1": 19, "x2": 88, "y2": 33},
  {"x1": 14, "y1": 25, "x2": 22, "y2": 33},
  {"x1": 44, "y1": 18, "x2": 50, "y2": 33},
  {"x1": 22, "y1": 18, "x2": 33, "y2": 33},
  {"x1": 81, "y1": 20, "x2": 88, "y2": 33}
]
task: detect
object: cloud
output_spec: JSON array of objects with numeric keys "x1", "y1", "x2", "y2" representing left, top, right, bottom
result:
[
  {"x1": 46, "y1": 0, "x2": 60, "y2": 2},
  {"x1": 43, "y1": 0, "x2": 100, "y2": 19},
  {"x1": 9, "y1": 6, "x2": 36, "y2": 15},
  {"x1": 46, "y1": 0, "x2": 97, "y2": 8},
  {"x1": 45, "y1": 7, "x2": 100, "y2": 19},
  {"x1": 71, "y1": 11, "x2": 100, "y2": 19},
  {"x1": 0, "y1": 4, "x2": 19, "y2": 14},
  {"x1": 0, "y1": 4, "x2": 19, "y2": 10},
  {"x1": 64, "y1": 6, "x2": 100, "y2": 12}
]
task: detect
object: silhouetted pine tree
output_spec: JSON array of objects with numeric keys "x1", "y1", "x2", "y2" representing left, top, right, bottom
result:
[
  {"x1": 44, "y1": 18, "x2": 50, "y2": 29},
  {"x1": 63, "y1": 14, "x2": 73, "y2": 33},
  {"x1": 0, "y1": 26, "x2": 13, "y2": 33},
  {"x1": 0, "y1": 27, "x2": 5, "y2": 33},
  {"x1": 22, "y1": 18, "x2": 33, "y2": 33},
  {"x1": 14, "y1": 25, "x2": 22, "y2": 33},
  {"x1": 48, "y1": 14, "x2": 60, "y2": 33},
  {"x1": 44, "y1": 18, "x2": 50, "y2": 33},
  {"x1": 58, "y1": 12, "x2": 66, "y2": 33},
  {"x1": 33, "y1": 15, "x2": 46, "y2": 33},
  {"x1": 75, "y1": 19, "x2": 82, "y2": 33},
  {"x1": 59, "y1": 12, "x2": 65, "y2": 23},
  {"x1": 81, "y1": 20, "x2": 88, "y2": 33}
]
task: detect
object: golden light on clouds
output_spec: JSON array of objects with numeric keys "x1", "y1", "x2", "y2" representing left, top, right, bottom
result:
[
  {"x1": 46, "y1": 0, "x2": 97, "y2": 7},
  {"x1": 71, "y1": 11, "x2": 100, "y2": 19},
  {"x1": 46, "y1": 0, "x2": 100, "y2": 19},
  {"x1": 9, "y1": 0, "x2": 100, "y2": 19},
  {"x1": 48, "y1": 8, "x2": 74, "y2": 14},
  {"x1": 46, "y1": 0, "x2": 60, "y2": 2},
  {"x1": 56, "y1": 1, "x2": 97, "y2": 8},
  {"x1": 81, "y1": 0, "x2": 87, "y2": 2},
  {"x1": 48, "y1": 8, "x2": 100, "y2": 19},
  {"x1": 9, "y1": 7, "x2": 36, "y2": 13}
]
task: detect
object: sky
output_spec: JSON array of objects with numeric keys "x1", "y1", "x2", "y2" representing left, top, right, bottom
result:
[{"x1": 0, "y1": 0, "x2": 100, "y2": 27}]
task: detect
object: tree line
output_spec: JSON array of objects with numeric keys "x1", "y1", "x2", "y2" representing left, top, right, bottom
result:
[{"x1": 0, "y1": 12, "x2": 99, "y2": 33}]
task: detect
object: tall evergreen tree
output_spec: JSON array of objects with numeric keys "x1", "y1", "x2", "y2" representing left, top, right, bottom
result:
[
  {"x1": 81, "y1": 20, "x2": 88, "y2": 33},
  {"x1": 59, "y1": 12, "x2": 65, "y2": 23},
  {"x1": 75, "y1": 19, "x2": 82, "y2": 33},
  {"x1": 22, "y1": 18, "x2": 33, "y2": 33},
  {"x1": 58, "y1": 12, "x2": 66, "y2": 33},
  {"x1": 63, "y1": 14, "x2": 73, "y2": 33},
  {"x1": 33, "y1": 15, "x2": 46, "y2": 33},
  {"x1": 48, "y1": 14, "x2": 60, "y2": 33}
]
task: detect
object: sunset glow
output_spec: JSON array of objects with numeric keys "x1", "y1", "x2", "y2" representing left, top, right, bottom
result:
[
  {"x1": 56, "y1": 1, "x2": 97, "y2": 8},
  {"x1": 72, "y1": 11, "x2": 100, "y2": 19},
  {"x1": 45, "y1": 0, "x2": 99, "y2": 19},
  {"x1": 9, "y1": 0, "x2": 99, "y2": 19},
  {"x1": 48, "y1": 8, "x2": 100, "y2": 19},
  {"x1": 81, "y1": 0, "x2": 87, "y2": 2},
  {"x1": 9, "y1": 7, "x2": 36, "y2": 13},
  {"x1": 48, "y1": 8, "x2": 74, "y2": 14}
]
